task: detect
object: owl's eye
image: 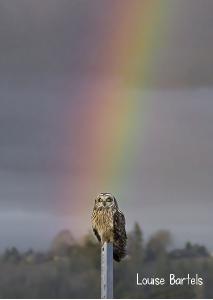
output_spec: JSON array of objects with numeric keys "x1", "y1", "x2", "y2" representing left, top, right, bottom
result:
[
  {"x1": 97, "y1": 198, "x2": 102, "y2": 202},
  {"x1": 107, "y1": 198, "x2": 112, "y2": 202}
]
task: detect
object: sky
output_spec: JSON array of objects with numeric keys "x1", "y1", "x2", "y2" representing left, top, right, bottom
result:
[{"x1": 0, "y1": 0, "x2": 213, "y2": 251}]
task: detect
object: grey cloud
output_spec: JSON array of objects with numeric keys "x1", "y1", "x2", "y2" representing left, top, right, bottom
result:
[
  {"x1": 0, "y1": 0, "x2": 110, "y2": 85},
  {"x1": 0, "y1": 0, "x2": 213, "y2": 87},
  {"x1": 0, "y1": 0, "x2": 213, "y2": 250}
]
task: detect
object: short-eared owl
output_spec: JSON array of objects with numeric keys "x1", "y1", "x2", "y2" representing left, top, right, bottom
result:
[{"x1": 91, "y1": 192, "x2": 127, "y2": 262}]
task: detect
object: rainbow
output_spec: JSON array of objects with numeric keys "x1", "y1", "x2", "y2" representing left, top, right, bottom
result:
[{"x1": 62, "y1": 1, "x2": 170, "y2": 216}]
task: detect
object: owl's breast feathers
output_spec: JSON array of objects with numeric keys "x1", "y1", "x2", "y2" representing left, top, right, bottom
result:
[
  {"x1": 92, "y1": 207, "x2": 127, "y2": 261},
  {"x1": 92, "y1": 207, "x2": 115, "y2": 243}
]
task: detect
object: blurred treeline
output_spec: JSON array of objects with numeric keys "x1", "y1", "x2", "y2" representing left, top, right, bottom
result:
[{"x1": 0, "y1": 223, "x2": 212, "y2": 298}]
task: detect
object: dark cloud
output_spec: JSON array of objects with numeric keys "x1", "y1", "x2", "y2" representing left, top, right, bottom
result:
[
  {"x1": 0, "y1": 0, "x2": 110, "y2": 85},
  {"x1": 150, "y1": 0, "x2": 213, "y2": 87},
  {"x1": 0, "y1": 0, "x2": 213, "y2": 87}
]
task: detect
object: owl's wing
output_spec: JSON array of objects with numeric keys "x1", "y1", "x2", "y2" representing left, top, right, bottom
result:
[
  {"x1": 113, "y1": 209, "x2": 127, "y2": 240},
  {"x1": 113, "y1": 209, "x2": 127, "y2": 261}
]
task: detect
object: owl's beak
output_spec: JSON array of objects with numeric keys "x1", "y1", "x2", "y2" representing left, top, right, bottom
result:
[{"x1": 103, "y1": 201, "x2": 106, "y2": 207}]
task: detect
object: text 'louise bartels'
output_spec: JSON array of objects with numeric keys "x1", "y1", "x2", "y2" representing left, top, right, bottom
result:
[{"x1": 136, "y1": 273, "x2": 203, "y2": 286}]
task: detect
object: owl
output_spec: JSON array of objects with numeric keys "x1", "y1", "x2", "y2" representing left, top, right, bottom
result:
[{"x1": 91, "y1": 192, "x2": 127, "y2": 262}]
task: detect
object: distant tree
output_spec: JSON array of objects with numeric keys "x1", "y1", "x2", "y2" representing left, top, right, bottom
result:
[
  {"x1": 169, "y1": 242, "x2": 210, "y2": 259},
  {"x1": 146, "y1": 230, "x2": 172, "y2": 261},
  {"x1": 184, "y1": 242, "x2": 209, "y2": 258},
  {"x1": 128, "y1": 222, "x2": 144, "y2": 263},
  {"x1": 24, "y1": 248, "x2": 35, "y2": 263},
  {"x1": 51, "y1": 229, "x2": 75, "y2": 256},
  {"x1": 197, "y1": 245, "x2": 209, "y2": 257},
  {"x1": 81, "y1": 232, "x2": 100, "y2": 269},
  {"x1": 185, "y1": 241, "x2": 192, "y2": 250},
  {"x1": 2, "y1": 247, "x2": 21, "y2": 263}
]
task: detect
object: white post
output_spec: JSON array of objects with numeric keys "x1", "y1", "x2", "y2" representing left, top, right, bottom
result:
[{"x1": 101, "y1": 243, "x2": 113, "y2": 299}]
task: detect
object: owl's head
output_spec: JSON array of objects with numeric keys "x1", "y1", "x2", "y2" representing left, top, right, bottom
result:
[{"x1": 94, "y1": 192, "x2": 118, "y2": 209}]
